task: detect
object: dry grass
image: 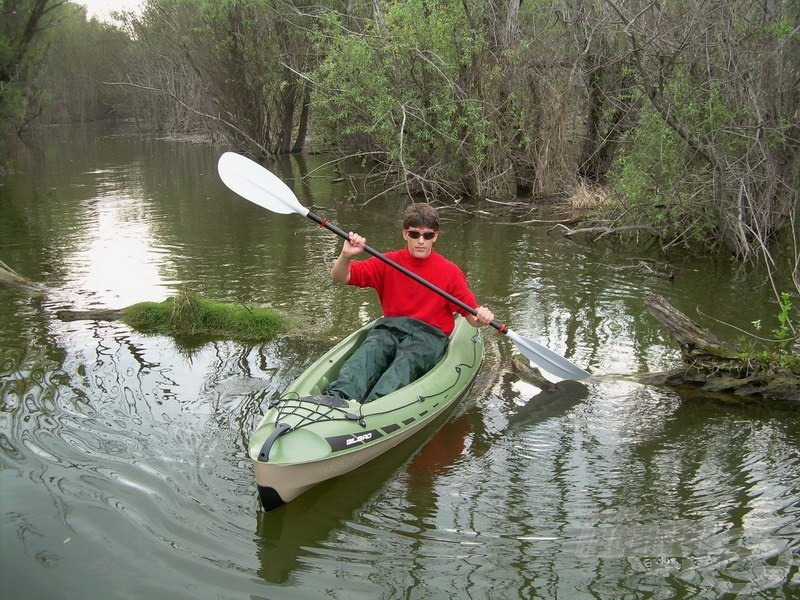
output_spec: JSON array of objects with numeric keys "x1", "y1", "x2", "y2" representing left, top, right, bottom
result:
[{"x1": 567, "y1": 181, "x2": 617, "y2": 211}]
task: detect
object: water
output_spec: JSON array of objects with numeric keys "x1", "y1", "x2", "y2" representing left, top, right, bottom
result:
[{"x1": 1, "y1": 125, "x2": 798, "y2": 598}]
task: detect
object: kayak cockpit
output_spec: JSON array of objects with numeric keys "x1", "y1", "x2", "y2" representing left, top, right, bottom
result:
[{"x1": 247, "y1": 316, "x2": 484, "y2": 511}]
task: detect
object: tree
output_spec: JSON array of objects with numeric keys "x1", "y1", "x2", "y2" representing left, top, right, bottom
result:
[
  {"x1": 36, "y1": 6, "x2": 131, "y2": 123},
  {"x1": 312, "y1": 0, "x2": 497, "y2": 199},
  {"x1": 562, "y1": 0, "x2": 638, "y2": 182},
  {"x1": 116, "y1": 0, "x2": 318, "y2": 155},
  {"x1": 0, "y1": 0, "x2": 66, "y2": 144},
  {"x1": 605, "y1": 0, "x2": 800, "y2": 260}
]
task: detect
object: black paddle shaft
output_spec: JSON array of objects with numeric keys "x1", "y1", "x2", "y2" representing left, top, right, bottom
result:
[{"x1": 305, "y1": 210, "x2": 508, "y2": 334}]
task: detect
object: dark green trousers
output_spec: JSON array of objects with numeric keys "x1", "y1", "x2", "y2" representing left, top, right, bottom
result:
[{"x1": 325, "y1": 317, "x2": 449, "y2": 404}]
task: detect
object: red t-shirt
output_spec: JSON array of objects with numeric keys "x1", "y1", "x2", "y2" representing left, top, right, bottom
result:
[{"x1": 348, "y1": 248, "x2": 477, "y2": 335}]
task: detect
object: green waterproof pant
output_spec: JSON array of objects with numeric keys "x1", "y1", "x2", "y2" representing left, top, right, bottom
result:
[{"x1": 325, "y1": 317, "x2": 449, "y2": 404}]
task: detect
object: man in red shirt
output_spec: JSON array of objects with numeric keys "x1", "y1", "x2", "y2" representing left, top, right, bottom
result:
[{"x1": 325, "y1": 203, "x2": 494, "y2": 403}]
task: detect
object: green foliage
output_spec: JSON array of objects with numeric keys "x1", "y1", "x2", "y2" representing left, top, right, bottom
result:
[
  {"x1": 610, "y1": 105, "x2": 716, "y2": 248},
  {"x1": 311, "y1": 0, "x2": 494, "y2": 195},
  {"x1": 123, "y1": 290, "x2": 288, "y2": 341},
  {"x1": 746, "y1": 349, "x2": 800, "y2": 372},
  {"x1": 739, "y1": 291, "x2": 799, "y2": 370},
  {"x1": 1, "y1": 0, "x2": 795, "y2": 258},
  {"x1": 37, "y1": 5, "x2": 131, "y2": 123},
  {"x1": 0, "y1": 0, "x2": 60, "y2": 139},
  {"x1": 311, "y1": 13, "x2": 395, "y2": 150},
  {"x1": 0, "y1": 1, "x2": 129, "y2": 139},
  {"x1": 608, "y1": 70, "x2": 756, "y2": 249},
  {"x1": 773, "y1": 292, "x2": 795, "y2": 352},
  {"x1": 606, "y1": 0, "x2": 800, "y2": 256}
]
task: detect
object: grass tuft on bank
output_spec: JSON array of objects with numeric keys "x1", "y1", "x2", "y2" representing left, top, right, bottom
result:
[{"x1": 123, "y1": 289, "x2": 287, "y2": 341}]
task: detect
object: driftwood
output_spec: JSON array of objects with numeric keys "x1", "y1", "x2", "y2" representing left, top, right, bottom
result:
[
  {"x1": 551, "y1": 223, "x2": 660, "y2": 239},
  {"x1": 0, "y1": 260, "x2": 44, "y2": 292},
  {"x1": 644, "y1": 292, "x2": 730, "y2": 354},
  {"x1": 57, "y1": 309, "x2": 125, "y2": 322},
  {"x1": 512, "y1": 354, "x2": 558, "y2": 392},
  {"x1": 2, "y1": 261, "x2": 125, "y2": 321},
  {"x1": 641, "y1": 292, "x2": 799, "y2": 402}
]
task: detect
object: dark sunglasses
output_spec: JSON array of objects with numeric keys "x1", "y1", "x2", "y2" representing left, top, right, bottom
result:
[{"x1": 406, "y1": 230, "x2": 437, "y2": 240}]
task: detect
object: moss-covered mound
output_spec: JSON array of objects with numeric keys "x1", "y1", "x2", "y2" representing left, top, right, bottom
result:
[{"x1": 122, "y1": 289, "x2": 287, "y2": 341}]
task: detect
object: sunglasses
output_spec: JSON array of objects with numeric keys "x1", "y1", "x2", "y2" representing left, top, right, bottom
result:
[{"x1": 406, "y1": 230, "x2": 437, "y2": 240}]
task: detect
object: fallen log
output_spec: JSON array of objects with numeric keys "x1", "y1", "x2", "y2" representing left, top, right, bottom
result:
[
  {"x1": 642, "y1": 292, "x2": 799, "y2": 402},
  {"x1": 57, "y1": 309, "x2": 125, "y2": 322},
  {"x1": 0, "y1": 260, "x2": 44, "y2": 292},
  {"x1": 551, "y1": 223, "x2": 660, "y2": 239}
]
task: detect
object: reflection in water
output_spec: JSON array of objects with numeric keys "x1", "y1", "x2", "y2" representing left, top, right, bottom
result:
[
  {"x1": 71, "y1": 192, "x2": 168, "y2": 308},
  {"x1": 503, "y1": 380, "x2": 590, "y2": 431},
  {"x1": 1, "y1": 129, "x2": 798, "y2": 598}
]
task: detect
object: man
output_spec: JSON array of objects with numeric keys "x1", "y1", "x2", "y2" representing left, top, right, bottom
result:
[{"x1": 325, "y1": 203, "x2": 494, "y2": 403}]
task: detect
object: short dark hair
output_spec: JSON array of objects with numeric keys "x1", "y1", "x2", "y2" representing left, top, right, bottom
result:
[{"x1": 402, "y1": 203, "x2": 439, "y2": 231}]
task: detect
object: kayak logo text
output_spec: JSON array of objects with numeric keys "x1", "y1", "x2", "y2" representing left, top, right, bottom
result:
[
  {"x1": 326, "y1": 429, "x2": 384, "y2": 452},
  {"x1": 347, "y1": 432, "x2": 373, "y2": 446}
]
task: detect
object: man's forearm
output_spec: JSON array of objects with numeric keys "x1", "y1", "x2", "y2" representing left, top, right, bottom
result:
[{"x1": 331, "y1": 254, "x2": 351, "y2": 284}]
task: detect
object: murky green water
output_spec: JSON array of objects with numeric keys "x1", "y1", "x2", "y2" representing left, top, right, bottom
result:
[{"x1": 1, "y1": 125, "x2": 798, "y2": 598}]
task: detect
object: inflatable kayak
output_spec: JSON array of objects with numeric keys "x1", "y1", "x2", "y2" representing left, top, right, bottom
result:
[{"x1": 248, "y1": 315, "x2": 484, "y2": 511}]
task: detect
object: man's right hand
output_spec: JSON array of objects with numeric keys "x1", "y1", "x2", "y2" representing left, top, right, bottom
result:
[
  {"x1": 343, "y1": 232, "x2": 366, "y2": 258},
  {"x1": 332, "y1": 233, "x2": 366, "y2": 283}
]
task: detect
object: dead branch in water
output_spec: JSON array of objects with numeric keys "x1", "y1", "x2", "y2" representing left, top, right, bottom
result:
[
  {"x1": 641, "y1": 292, "x2": 799, "y2": 401},
  {"x1": 57, "y1": 309, "x2": 125, "y2": 322},
  {"x1": 644, "y1": 292, "x2": 730, "y2": 355},
  {"x1": 550, "y1": 223, "x2": 660, "y2": 239},
  {"x1": 0, "y1": 260, "x2": 44, "y2": 292},
  {"x1": 504, "y1": 217, "x2": 581, "y2": 226}
]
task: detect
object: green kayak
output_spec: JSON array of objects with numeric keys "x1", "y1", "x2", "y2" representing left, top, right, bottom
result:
[{"x1": 248, "y1": 315, "x2": 484, "y2": 511}]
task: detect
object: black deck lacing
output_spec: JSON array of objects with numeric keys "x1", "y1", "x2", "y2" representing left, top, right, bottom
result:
[
  {"x1": 270, "y1": 394, "x2": 365, "y2": 427},
  {"x1": 258, "y1": 394, "x2": 365, "y2": 461}
]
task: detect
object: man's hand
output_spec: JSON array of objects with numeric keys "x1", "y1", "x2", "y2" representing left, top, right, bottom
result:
[
  {"x1": 342, "y1": 232, "x2": 366, "y2": 258},
  {"x1": 467, "y1": 306, "x2": 494, "y2": 328},
  {"x1": 332, "y1": 232, "x2": 366, "y2": 283}
]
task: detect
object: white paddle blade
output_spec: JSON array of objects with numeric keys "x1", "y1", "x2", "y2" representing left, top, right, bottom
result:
[
  {"x1": 217, "y1": 152, "x2": 308, "y2": 216},
  {"x1": 506, "y1": 329, "x2": 590, "y2": 381}
]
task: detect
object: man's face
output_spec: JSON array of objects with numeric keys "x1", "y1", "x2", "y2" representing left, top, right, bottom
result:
[{"x1": 403, "y1": 228, "x2": 438, "y2": 259}]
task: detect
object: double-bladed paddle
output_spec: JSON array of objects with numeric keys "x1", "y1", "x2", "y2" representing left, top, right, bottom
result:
[{"x1": 217, "y1": 151, "x2": 589, "y2": 381}]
